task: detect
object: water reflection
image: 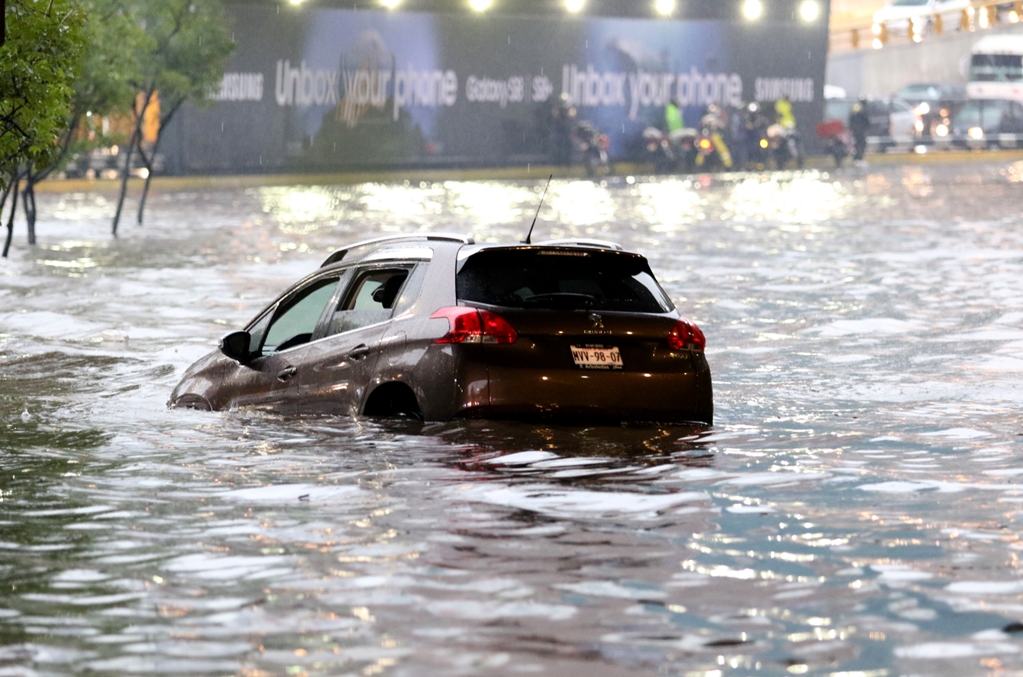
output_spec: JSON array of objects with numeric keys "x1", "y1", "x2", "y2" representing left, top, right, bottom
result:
[{"x1": 3, "y1": 164, "x2": 1023, "y2": 675}]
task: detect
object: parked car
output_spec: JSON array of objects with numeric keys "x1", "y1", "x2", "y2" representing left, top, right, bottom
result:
[
  {"x1": 169, "y1": 234, "x2": 714, "y2": 424},
  {"x1": 824, "y1": 97, "x2": 919, "y2": 149},
  {"x1": 893, "y1": 83, "x2": 968, "y2": 137},
  {"x1": 949, "y1": 98, "x2": 1023, "y2": 147},
  {"x1": 873, "y1": 0, "x2": 970, "y2": 38}
]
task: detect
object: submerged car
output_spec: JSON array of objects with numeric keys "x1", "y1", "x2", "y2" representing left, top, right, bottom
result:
[{"x1": 169, "y1": 234, "x2": 713, "y2": 424}]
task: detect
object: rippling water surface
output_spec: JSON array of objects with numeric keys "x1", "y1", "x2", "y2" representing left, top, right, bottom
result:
[{"x1": 2, "y1": 163, "x2": 1023, "y2": 676}]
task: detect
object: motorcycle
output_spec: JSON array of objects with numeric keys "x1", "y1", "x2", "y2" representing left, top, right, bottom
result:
[
  {"x1": 695, "y1": 108, "x2": 733, "y2": 171},
  {"x1": 642, "y1": 127, "x2": 698, "y2": 173},
  {"x1": 643, "y1": 127, "x2": 675, "y2": 173},
  {"x1": 815, "y1": 119, "x2": 853, "y2": 167},
  {"x1": 574, "y1": 121, "x2": 613, "y2": 177},
  {"x1": 766, "y1": 123, "x2": 804, "y2": 170},
  {"x1": 695, "y1": 133, "x2": 724, "y2": 171},
  {"x1": 742, "y1": 102, "x2": 770, "y2": 170}
]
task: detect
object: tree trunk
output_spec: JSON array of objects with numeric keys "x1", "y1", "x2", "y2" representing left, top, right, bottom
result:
[
  {"x1": 112, "y1": 94, "x2": 152, "y2": 237},
  {"x1": 111, "y1": 122, "x2": 141, "y2": 237},
  {"x1": 3, "y1": 176, "x2": 20, "y2": 258},
  {"x1": 137, "y1": 100, "x2": 182, "y2": 227},
  {"x1": 23, "y1": 176, "x2": 37, "y2": 245},
  {"x1": 136, "y1": 142, "x2": 156, "y2": 226}
]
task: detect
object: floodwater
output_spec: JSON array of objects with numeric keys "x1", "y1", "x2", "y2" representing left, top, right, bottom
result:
[{"x1": 2, "y1": 161, "x2": 1023, "y2": 677}]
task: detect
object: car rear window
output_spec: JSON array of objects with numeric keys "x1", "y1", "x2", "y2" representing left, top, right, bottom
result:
[{"x1": 456, "y1": 248, "x2": 672, "y2": 313}]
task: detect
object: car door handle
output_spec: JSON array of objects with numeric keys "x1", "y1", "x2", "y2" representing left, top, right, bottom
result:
[
  {"x1": 277, "y1": 366, "x2": 298, "y2": 382},
  {"x1": 347, "y1": 344, "x2": 370, "y2": 361}
]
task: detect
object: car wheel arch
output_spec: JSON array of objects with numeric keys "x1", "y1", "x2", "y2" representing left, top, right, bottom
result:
[
  {"x1": 169, "y1": 393, "x2": 213, "y2": 411},
  {"x1": 362, "y1": 381, "x2": 422, "y2": 419}
]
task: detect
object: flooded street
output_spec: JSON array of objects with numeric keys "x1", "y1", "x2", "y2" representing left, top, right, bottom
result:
[{"x1": 3, "y1": 162, "x2": 1023, "y2": 676}]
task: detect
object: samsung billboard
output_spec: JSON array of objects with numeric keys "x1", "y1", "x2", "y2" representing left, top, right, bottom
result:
[{"x1": 161, "y1": 5, "x2": 829, "y2": 173}]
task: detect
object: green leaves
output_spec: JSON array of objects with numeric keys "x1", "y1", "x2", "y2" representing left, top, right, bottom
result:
[
  {"x1": 0, "y1": 0, "x2": 85, "y2": 188},
  {"x1": 133, "y1": 0, "x2": 234, "y2": 120}
]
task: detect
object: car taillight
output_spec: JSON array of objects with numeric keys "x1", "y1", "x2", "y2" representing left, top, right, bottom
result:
[
  {"x1": 668, "y1": 318, "x2": 706, "y2": 352},
  {"x1": 431, "y1": 307, "x2": 518, "y2": 344}
]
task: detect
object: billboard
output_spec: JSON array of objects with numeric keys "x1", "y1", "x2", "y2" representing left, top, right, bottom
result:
[{"x1": 162, "y1": 5, "x2": 829, "y2": 173}]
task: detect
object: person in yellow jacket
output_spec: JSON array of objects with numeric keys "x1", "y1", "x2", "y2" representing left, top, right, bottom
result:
[
  {"x1": 665, "y1": 99, "x2": 684, "y2": 134},
  {"x1": 696, "y1": 104, "x2": 733, "y2": 169},
  {"x1": 775, "y1": 95, "x2": 796, "y2": 128}
]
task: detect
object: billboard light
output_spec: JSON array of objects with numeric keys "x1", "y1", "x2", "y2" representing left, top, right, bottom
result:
[
  {"x1": 799, "y1": 0, "x2": 819, "y2": 22},
  {"x1": 655, "y1": 0, "x2": 676, "y2": 16},
  {"x1": 566, "y1": 0, "x2": 585, "y2": 12},
  {"x1": 742, "y1": 0, "x2": 763, "y2": 20}
]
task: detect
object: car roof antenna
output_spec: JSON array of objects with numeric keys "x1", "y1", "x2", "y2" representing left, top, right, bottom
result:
[{"x1": 524, "y1": 174, "x2": 553, "y2": 245}]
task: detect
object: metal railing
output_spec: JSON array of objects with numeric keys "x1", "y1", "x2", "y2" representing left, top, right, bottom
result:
[{"x1": 830, "y1": 0, "x2": 1023, "y2": 52}]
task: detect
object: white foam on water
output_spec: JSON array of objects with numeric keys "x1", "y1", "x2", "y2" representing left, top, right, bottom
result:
[
  {"x1": 870, "y1": 564, "x2": 932, "y2": 582},
  {"x1": 920, "y1": 428, "x2": 992, "y2": 439},
  {"x1": 946, "y1": 580, "x2": 1023, "y2": 594},
  {"x1": 482, "y1": 451, "x2": 558, "y2": 465},
  {"x1": 806, "y1": 318, "x2": 921, "y2": 337},
  {"x1": 824, "y1": 354, "x2": 874, "y2": 364},
  {"x1": 221, "y1": 483, "x2": 363, "y2": 504},
  {"x1": 532, "y1": 457, "x2": 612, "y2": 469},
  {"x1": 424, "y1": 600, "x2": 577, "y2": 621},
  {"x1": 859, "y1": 481, "x2": 965, "y2": 494},
  {"x1": 895, "y1": 641, "x2": 1019, "y2": 659},
  {"x1": 164, "y1": 553, "x2": 291, "y2": 581},
  {"x1": 716, "y1": 471, "x2": 829, "y2": 487},
  {"x1": 450, "y1": 483, "x2": 709, "y2": 520},
  {"x1": 0, "y1": 311, "x2": 106, "y2": 340},
  {"x1": 554, "y1": 581, "x2": 666, "y2": 600},
  {"x1": 726, "y1": 504, "x2": 775, "y2": 513}
]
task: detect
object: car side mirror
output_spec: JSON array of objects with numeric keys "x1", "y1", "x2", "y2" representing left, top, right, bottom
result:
[{"x1": 219, "y1": 330, "x2": 255, "y2": 365}]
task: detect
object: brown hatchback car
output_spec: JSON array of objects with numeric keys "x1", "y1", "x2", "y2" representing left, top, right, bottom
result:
[{"x1": 169, "y1": 234, "x2": 713, "y2": 424}]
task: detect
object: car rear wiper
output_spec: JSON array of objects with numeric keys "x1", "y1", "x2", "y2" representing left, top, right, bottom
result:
[{"x1": 521, "y1": 293, "x2": 597, "y2": 309}]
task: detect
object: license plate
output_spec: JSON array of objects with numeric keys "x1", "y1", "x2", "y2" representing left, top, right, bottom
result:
[{"x1": 570, "y1": 345, "x2": 623, "y2": 370}]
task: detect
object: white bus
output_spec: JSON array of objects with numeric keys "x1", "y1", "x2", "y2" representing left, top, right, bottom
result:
[{"x1": 967, "y1": 34, "x2": 1023, "y2": 103}]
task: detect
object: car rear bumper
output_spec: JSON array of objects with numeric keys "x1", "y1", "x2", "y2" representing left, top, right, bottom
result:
[{"x1": 459, "y1": 360, "x2": 712, "y2": 424}]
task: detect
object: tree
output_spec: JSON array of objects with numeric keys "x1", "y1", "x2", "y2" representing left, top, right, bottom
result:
[
  {"x1": 1, "y1": 0, "x2": 84, "y2": 257},
  {"x1": 17, "y1": 0, "x2": 144, "y2": 246},
  {"x1": 111, "y1": 0, "x2": 233, "y2": 235}
]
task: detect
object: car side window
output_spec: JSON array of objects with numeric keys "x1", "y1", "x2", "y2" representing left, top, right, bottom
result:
[
  {"x1": 328, "y1": 267, "x2": 410, "y2": 336},
  {"x1": 262, "y1": 276, "x2": 341, "y2": 353}
]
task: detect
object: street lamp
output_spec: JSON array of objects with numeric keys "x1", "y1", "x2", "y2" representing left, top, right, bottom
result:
[
  {"x1": 470, "y1": 0, "x2": 492, "y2": 11},
  {"x1": 742, "y1": 0, "x2": 763, "y2": 20},
  {"x1": 566, "y1": 0, "x2": 585, "y2": 12},
  {"x1": 381, "y1": 0, "x2": 401, "y2": 8},
  {"x1": 799, "y1": 0, "x2": 820, "y2": 22},
  {"x1": 655, "y1": 0, "x2": 676, "y2": 16}
]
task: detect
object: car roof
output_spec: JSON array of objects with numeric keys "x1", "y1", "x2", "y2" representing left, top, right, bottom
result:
[
  {"x1": 321, "y1": 233, "x2": 473, "y2": 267},
  {"x1": 320, "y1": 234, "x2": 632, "y2": 269}
]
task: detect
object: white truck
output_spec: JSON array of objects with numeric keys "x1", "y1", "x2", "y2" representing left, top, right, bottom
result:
[{"x1": 967, "y1": 34, "x2": 1023, "y2": 103}]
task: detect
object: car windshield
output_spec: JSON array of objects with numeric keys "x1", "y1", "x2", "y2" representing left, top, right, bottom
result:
[
  {"x1": 457, "y1": 248, "x2": 673, "y2": 312},
  {"x1": 898, "y1": 85, "x2": 940, "y2": 100},
  {"x1": 970, "y1": 54, "x2": 1023, "y2": 82}
]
